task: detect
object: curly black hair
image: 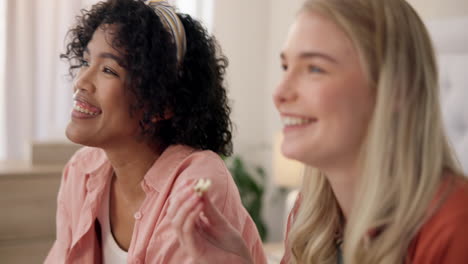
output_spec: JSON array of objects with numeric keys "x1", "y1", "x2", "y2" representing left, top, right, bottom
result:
[{"x1": 62, "y1": 0, "x2": 233, "y2": 156}]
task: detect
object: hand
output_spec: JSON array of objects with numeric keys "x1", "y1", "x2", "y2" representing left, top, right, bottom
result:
[{"x1": 167, "y1": 181, "x2": 254, "y2": 264}]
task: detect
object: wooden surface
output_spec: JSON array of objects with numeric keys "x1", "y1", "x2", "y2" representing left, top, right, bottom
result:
[
  {"x1": 31, "y1": 140, "x2": 82, "y2": 165},
  {"x1": 0, "y1": 169, "x2": 60, "y2": 241},
  {"x1": 0, "y1": 141, "x2": 77, "y2": 263},
  {"x1": 0, "y1": 237, "x2": 54, "y2": 264}
]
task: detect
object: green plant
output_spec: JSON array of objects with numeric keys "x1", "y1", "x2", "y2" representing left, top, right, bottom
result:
[{"x1": 223, "y1": 155, "x2": 268, "y2": 241}]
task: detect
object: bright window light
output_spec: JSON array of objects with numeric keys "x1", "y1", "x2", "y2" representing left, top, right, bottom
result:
[{"x1": 174, "y1": 0, "x2": 213, "y2": 32}]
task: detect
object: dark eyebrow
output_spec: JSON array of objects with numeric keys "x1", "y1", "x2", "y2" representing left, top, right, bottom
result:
[
  {"x1": 280, "y1": 51, "x2": 338, "y2": 64},
  {"x1": 84, "y1": 48, "x2": 125, "y2": 67},
  {"x1": 100, "y1": 52, "x2": 125, "y2": 66}
]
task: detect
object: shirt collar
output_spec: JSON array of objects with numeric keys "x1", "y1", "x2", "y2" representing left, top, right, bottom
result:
[
  {"x1": 78, "y1": 145, "x2": 196, "y2": 194},
  {"x1": 82, "y1": 147, "x2": 112, "y2": 193}
]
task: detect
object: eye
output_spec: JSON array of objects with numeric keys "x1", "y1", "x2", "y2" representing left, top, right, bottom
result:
[
  {"x1": 103, "y1": 67, "x2": 119, "y2": 77},
  {"x1": 308, "y1": 65, "x2": 325, "y2": 74},
  {"x1": 281, "y1": 64, "x2": 288, "y2": 71},
  {"x1": 80, "y1": 58, "x2": 90, "y2": 67}
]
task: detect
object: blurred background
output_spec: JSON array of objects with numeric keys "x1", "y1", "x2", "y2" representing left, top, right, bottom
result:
[{"x1": 0, "y1": 0, "x2": 467, "y2": 263}]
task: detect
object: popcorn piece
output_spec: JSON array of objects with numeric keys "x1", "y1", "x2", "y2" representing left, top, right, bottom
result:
[{"x1": 194, "y1": 178, "x2": 212, "y2": 196}]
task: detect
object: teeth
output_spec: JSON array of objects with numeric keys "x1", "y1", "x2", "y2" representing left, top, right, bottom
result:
[
  {"x1": 73, "y1": 101, "x2": 99, "y2": 116},
  {"x1": 282, "y1": 116, "x2": 313, "y2": 126}
]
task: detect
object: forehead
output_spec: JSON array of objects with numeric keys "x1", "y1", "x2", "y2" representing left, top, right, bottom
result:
[
  {"x1": 282, "y1": 10, "x2": 355, "y2": 60},
  {"x1": 86, "y1": 25, "x2": 120, "y2": 53}
]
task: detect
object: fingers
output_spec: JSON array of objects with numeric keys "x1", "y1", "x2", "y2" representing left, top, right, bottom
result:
[
  {"x1": 200, "y1": 193, "x2": 226, "y2": 226},
  {"x1": 167, "y1": 184, "x2": 252, "y2": 264},
  {"x1": 181, "y1": 202, "x2": 204, "y2": 246},
  {"x1": 171, "y1": 191, "x2": 202, "y2": 235},
  {"x1": 171, "y1": 179, "x2": 195, "y2": 195},
  {"x1": 166, "y1": 184, "x2": 196, "y2": 218},
  {"x1": 170, "y1": 189, "x2": 205, "y2": 259},
  {"x1": 167, "y1": 178, "x2": 205, "y2": 210},
  {"x1": 167, "y1": 179, "x2": 228, "y2": 231}
]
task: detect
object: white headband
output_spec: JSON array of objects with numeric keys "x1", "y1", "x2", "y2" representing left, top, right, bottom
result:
[{"x1": 147, "y1": 0, "x2": 187, "y2": 65}]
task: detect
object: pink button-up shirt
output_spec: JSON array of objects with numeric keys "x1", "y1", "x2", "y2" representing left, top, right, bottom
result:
[{"x1": 45, "y1": 145, "x2": 267, "y2": 264}]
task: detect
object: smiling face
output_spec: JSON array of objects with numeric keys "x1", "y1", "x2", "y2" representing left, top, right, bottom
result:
[
  {"x1": 66, "y1": 25, "x2": 141, "y2": 149},
  {"x1": 273, "y1": 11, "x2": 375, "y2": 170}
]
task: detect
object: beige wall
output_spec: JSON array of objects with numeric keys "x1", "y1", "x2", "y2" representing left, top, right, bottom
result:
[
  {"x1": 212, "y1": 0, "x2": 270, "y2": 163},
  {"x1": 407, "y1": 0, "x2": 468, "y2": 19}
]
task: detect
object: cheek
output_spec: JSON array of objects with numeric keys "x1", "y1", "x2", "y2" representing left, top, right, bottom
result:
[
  {"x1": 315, "y1": 82, "x2": 374, "y2": 138},
  {"x1": 313, "y1": 85, "x2": 346, "y2": 118},
  {"x1": 100, "y1": 91, "x2": 138, "y2": 126}
]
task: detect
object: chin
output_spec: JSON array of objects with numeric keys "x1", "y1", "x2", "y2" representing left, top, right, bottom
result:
[
  {"x1": 281, "y1": 145, "x2": 305, "y2": 163},
  {"x1": 282, "y1": 146, "x2": 324, "y2": 168},
  {"x1": 65, "y1": 125, "x2": 93, "y2": 147},
  {"x1": 65, "y1": 129, "x2": 81, "y2": 145}
]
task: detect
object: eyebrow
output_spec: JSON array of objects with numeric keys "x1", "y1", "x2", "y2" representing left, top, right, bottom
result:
[
  {"x1": 281, "y1": 51, "x2": 338, "y2": 64},
  {"x1": 84, "y1": 48, "x2": 125, "y2": 66}
]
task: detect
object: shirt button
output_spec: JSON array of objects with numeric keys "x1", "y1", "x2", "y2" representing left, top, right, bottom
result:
[{"x1": 134, "y1": 211, "x2": 142, "y2": 220}]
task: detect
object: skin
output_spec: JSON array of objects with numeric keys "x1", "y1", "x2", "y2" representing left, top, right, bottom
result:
[
  {"x1": 66, "y1": 25, "x2": 162, "y2": 250},
  {"x1": 168, "y1": 10, "x2": 375, "y2": 264}
]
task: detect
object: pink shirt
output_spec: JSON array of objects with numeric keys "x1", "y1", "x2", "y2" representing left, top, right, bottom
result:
[{"x1": 45, "y1": 145, "x2": 267, "y2": 264}]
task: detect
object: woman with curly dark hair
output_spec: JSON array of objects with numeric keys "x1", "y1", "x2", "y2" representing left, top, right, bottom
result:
[{"x1": 45, "y1": 0, "x2": 267, "y2": 263}]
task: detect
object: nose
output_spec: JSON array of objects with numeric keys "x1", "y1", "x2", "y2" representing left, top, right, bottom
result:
[
  {"x1": 73, "y1": 66, "x2": 96, "y2": 93},
  {"x1": 273, "y1": 73, "x2": 297, "y2": 109}
]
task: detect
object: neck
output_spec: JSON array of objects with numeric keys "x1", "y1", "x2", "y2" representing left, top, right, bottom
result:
[
  {"x1": 321, "y1": 161, "x2": 360, "y2": 219},
  {"x1": 104, "y1": 140, "x2": 162, "y2": 201}
]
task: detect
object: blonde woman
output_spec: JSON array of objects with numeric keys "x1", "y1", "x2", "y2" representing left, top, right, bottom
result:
[{"x1": 167, "y1": 0, "x2": 468, "y2": 263}]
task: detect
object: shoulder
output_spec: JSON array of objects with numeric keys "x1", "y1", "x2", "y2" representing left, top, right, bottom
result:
[
  {"x1": 141, "y1": 145, "x2": 232, "y2": 197},
  {"x1": 429, "y1": 177, "x2": 468, "y2": 227},
  {"x1": 170, "y1": 148, "x2": 244, "y2": 213},
  {"x1": 165, "y1": 145, "x2": 230, "y2": 182},
  {"x1": 175, "y1": 148, "x2": 231, "y2": 194},
  {"x1": 410, "y1": 177, "x2": 468, "y2": 263},
  {"x1": 149, "y1": 145, "x2": 232, "y2": 196}
]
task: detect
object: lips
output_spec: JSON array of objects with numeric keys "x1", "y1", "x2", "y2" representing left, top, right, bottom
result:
[{"x1": 73, "y1": 99, "x2": 101, "y2": 115}]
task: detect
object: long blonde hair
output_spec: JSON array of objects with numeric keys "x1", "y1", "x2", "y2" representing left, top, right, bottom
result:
[{"x1": 287, "y1": 0, "x2": 463, "y2": 263}]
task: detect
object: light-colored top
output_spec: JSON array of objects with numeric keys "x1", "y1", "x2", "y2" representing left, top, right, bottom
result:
[
  {"x1": 45, "y1": 145, "x2": 267, "y2": 264},
  {"x1": 280, "y1": 177, "x2": 468, "y2": 263},
  {"x1": 97, "y1": 175, "x2": 128, "y2": 264}
]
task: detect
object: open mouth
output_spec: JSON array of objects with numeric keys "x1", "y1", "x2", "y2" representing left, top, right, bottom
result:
[{"x1": 72, "y1": 100, "x2": 102, "y2": 116}]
